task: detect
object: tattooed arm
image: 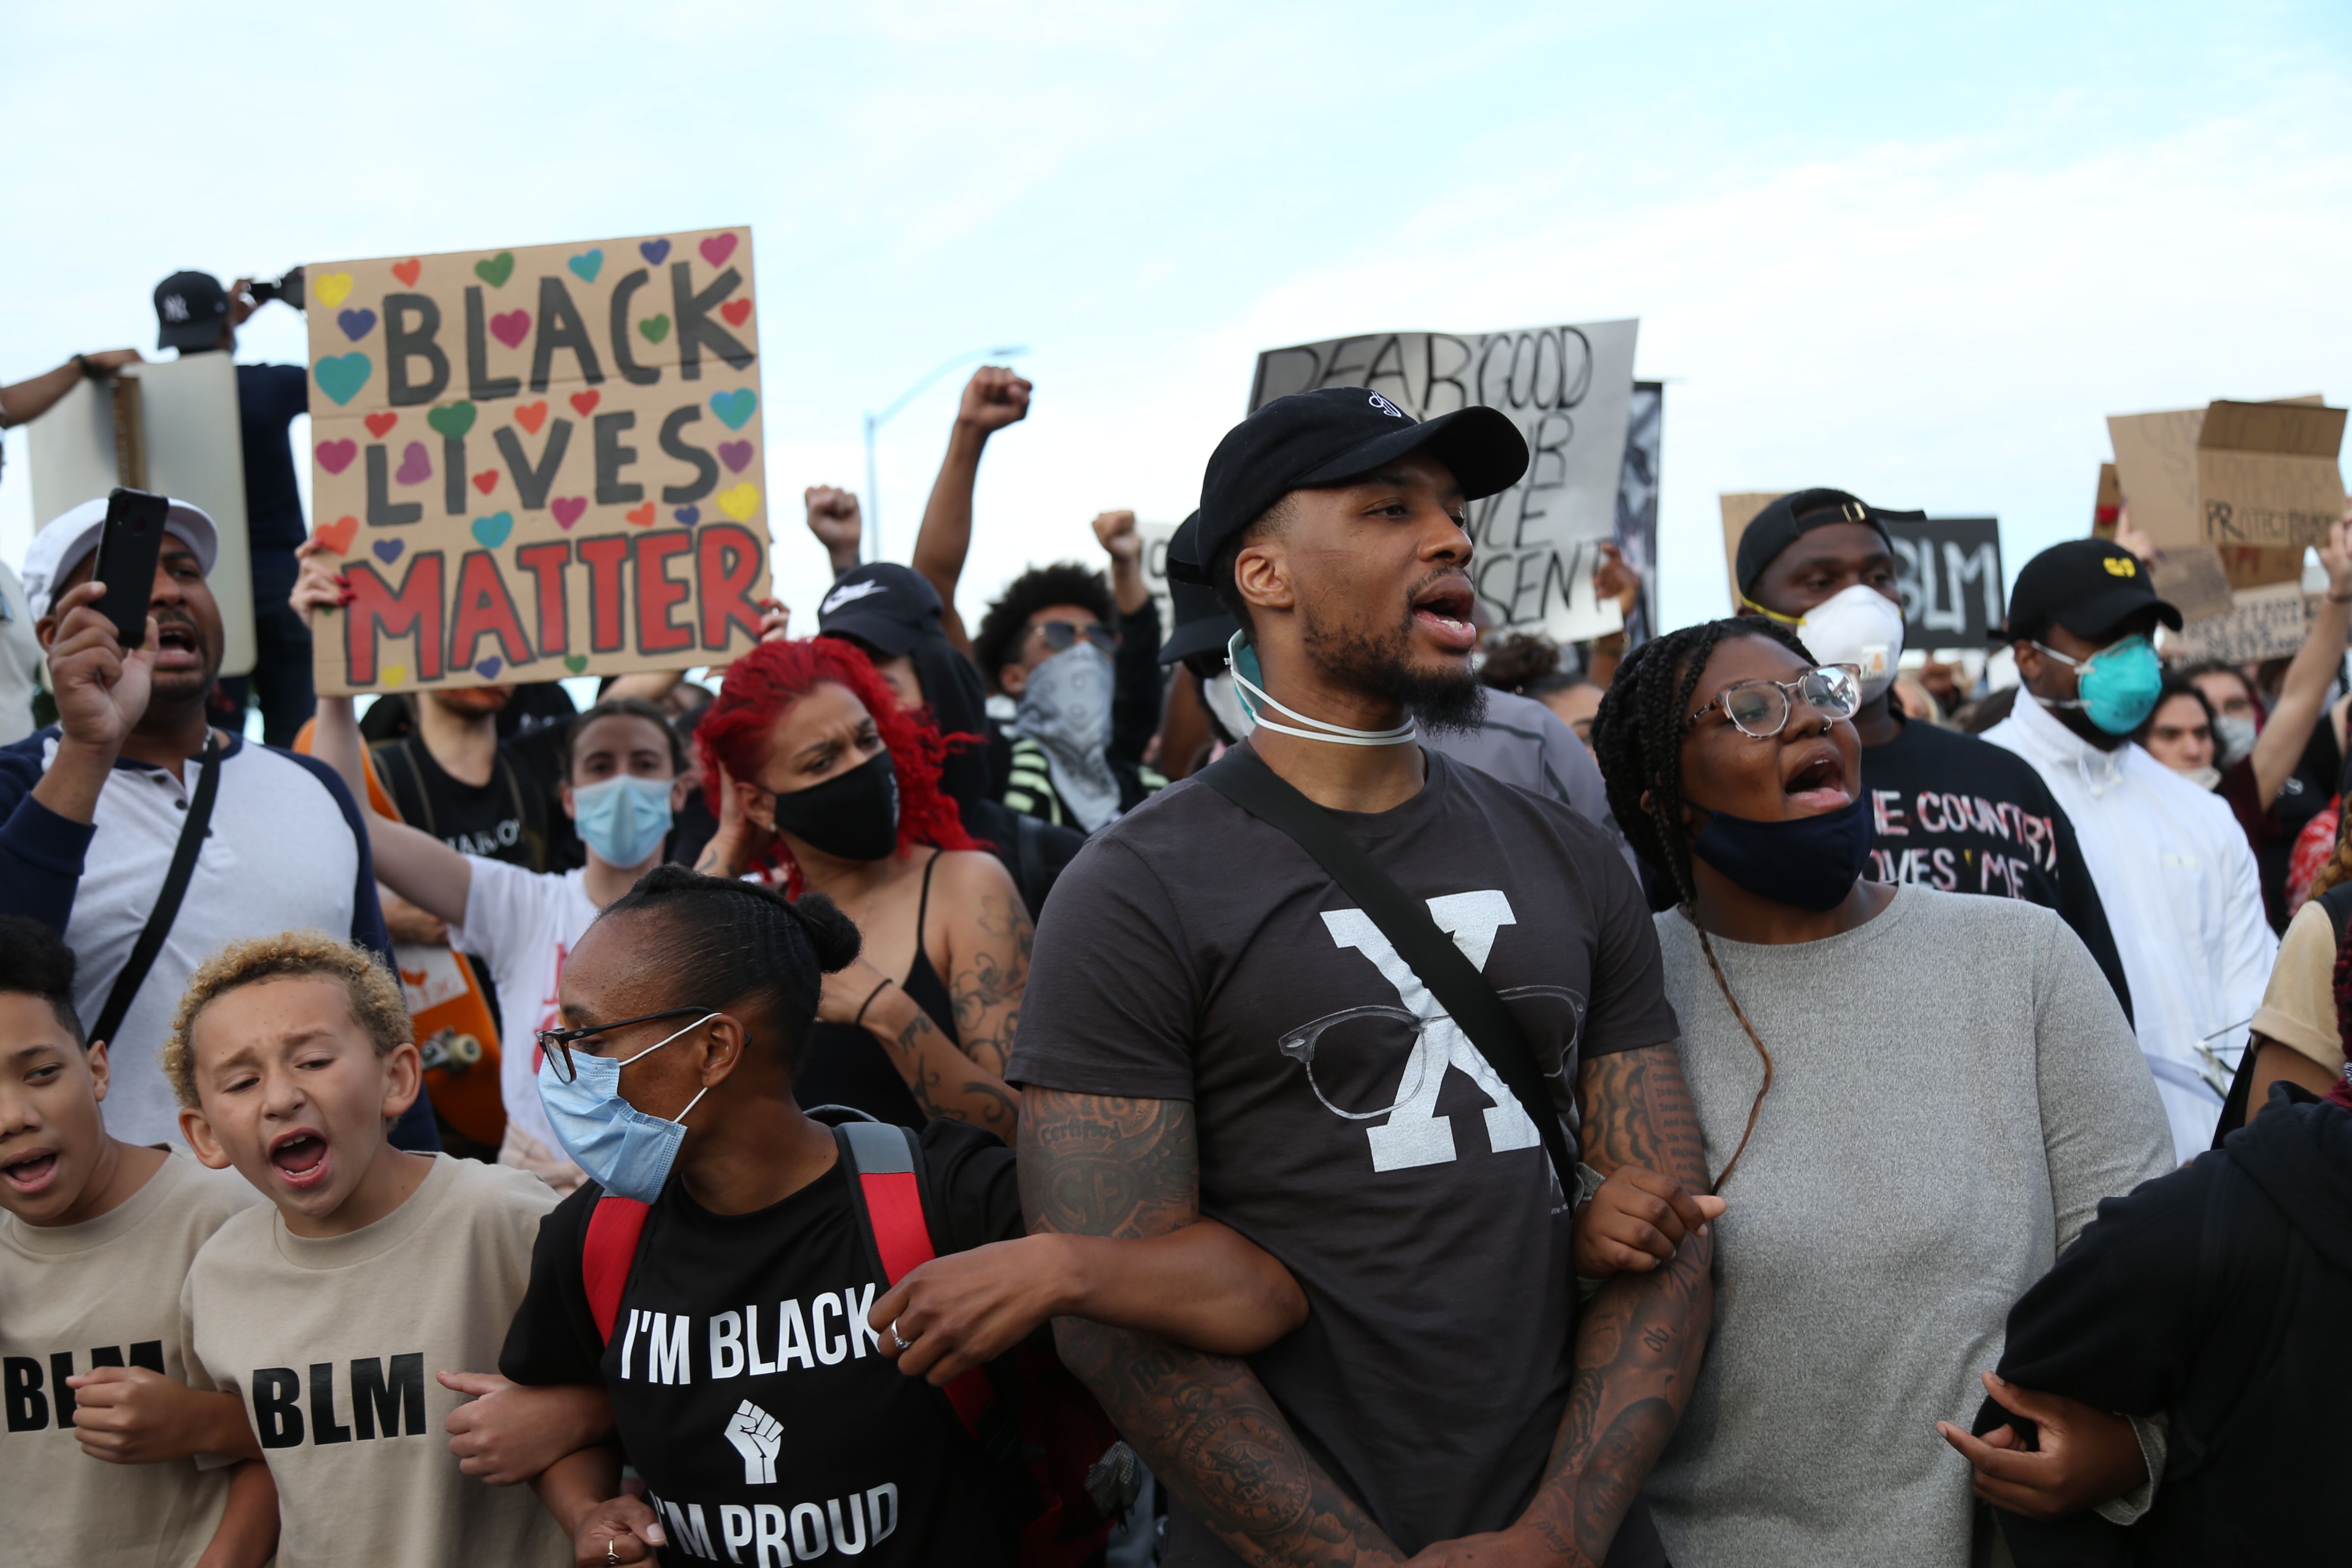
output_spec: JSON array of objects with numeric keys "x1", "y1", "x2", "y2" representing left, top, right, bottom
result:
[
  {"x1": 816, "y1": 955, "x2": 1020, "y2": 1137},
  {"x1": 1022, "y1": 1088, "x2": 1404, "y2": 1568},
  {"x1": 941, "y1": 850, "x2": 1033, "y2": 1081}
]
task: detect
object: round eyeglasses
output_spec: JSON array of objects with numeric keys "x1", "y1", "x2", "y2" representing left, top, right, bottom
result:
[
  {"x1": 534, "y1": 1007, "x2": 715, "y2": 1084},
  {"x1": 1686, "y1": 663, "x2": 1863, "y2": 739}
]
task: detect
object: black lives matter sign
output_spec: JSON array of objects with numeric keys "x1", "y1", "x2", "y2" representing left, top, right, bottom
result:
[{"x1": 1886, "y1": 517, "x2": 2003, "y2": 647}]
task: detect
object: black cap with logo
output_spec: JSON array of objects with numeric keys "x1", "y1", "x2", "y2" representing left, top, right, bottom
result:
[
  {"x1": 154, "y1": 271, "x2": 230, "y2": 352},
  {"x1": 815, "y1": 562, "x2": 944, "y2": 658},
  {"x1": 2003, "y1": 538, "x2": 2184, "y2": 646},
  {"x1": 1734, "y1": 488, "x2": 1926, "y2": 598}
]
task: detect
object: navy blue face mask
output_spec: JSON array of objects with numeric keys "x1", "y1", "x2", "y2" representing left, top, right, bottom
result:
[{"x1": 1690, "y1": 793, "x2": 1874, "y2": 913}]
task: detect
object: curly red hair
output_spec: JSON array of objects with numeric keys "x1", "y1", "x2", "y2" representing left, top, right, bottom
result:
[{"x1": 700, "y1": 639, "x2": 977, "y2": 891}]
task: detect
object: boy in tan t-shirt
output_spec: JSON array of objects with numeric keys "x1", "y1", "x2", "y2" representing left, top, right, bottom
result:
[
  {"x1": 166, "y1": 929, "x2": 571, "y2": 1568},
  {"x1": 0, "y1": 916, "x2": 275, "y2": 1568}
]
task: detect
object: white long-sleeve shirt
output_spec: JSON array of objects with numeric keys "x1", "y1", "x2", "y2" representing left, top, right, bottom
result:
[{"x1": 1984, "y1": 695, "x2": 2276, "y2": 1160}]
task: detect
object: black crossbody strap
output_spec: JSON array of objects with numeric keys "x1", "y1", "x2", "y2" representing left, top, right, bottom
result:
[
  {"x1": 1197, "y1": 748, "x2": 1575, "y2": 1186},
  {"x1": 91, "y1": 733, "x2": 224, "y2": 1049}
]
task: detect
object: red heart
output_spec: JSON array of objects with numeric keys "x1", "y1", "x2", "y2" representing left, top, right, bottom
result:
[
  {"x1": 364, "y1": 411, "x2": 399, "y2": 438},
  {"x1": 720, "y1": 299, "x2": 752, "y2": 328},
  {"x1": 569, "y1": 390, "x2": 601, "y2": 416},
  {"x1": 391, "y1": 258, "x2": 422, "y2": 287},
  {"x1": 514, "y1": 402, "x2": 549, "y2": 435},
  {"x1": 316, "y1": 516, "x2": 359, "y2": 555},
  {"x1": 473, "y1": 471, "x2": 500, "y2": 495},
  {"x1": 700, "y1": 233, "x2": 737, "y2": 267},
  {"x1": 626, "y1": 502, "x2": 656, "y2": 527}
]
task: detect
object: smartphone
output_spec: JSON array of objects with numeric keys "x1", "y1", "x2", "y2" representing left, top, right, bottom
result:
[{"x1": 90, "y1": 487, "x2": 170, "y2": 649}]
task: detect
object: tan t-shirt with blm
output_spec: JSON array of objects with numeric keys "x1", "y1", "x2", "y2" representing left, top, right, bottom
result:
[
  {"x1": 181, "y1": 1152, "x2": 571, "y2": 1568},
  {"x1": 2251, "y1": 899, "x2": 2348, "y2": 1072},
  {"x1": 1, "y1": 1149, "x2": 261, "y2": 1568}
]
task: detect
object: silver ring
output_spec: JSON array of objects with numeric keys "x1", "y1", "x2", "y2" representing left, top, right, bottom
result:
[
  {"x1": 891, "y1": 1318, "x2": 912, "y2": 1351},
  {"x1": 606, "y1": 1541, "x2": 620, "y2": 1567}
]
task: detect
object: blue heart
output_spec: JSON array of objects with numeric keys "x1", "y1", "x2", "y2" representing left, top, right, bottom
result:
[
  {"x1": 674, "y1": 505, "x2": 700, "y2": 526},
  {"x1": 640, "y1": 238, "x2": 671, "y2": 264},
  {"x1": 314, "y1": 352, "x2": 373, "y2": 406},
  {"x1": 336, "y1": 308, "x2": 377, "y2": 342},
  {"x1": 471, "y1": 511, "x2": 514, "y2": 549},
  {"x1": 475, "y1": 657, "x2": 504, "y2": 680},
  {"x1": 373, "y1": 539, "x2": 404, "y2": 564},
  {"x1": 568, "y1": 249, "x2": 604, "y2": 283},
  {"x1": 709, "y1": 389, "x2": 757, "y2": 431}
]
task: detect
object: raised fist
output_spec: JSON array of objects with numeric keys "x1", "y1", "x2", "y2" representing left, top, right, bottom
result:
[
  {"x1": 804, "y1": 486, "x2": 863, "y2": 551},
  {"x1": 958, "y1": 365, "x2": 1032, "y2": 434},
  {"x1": 1091, "y1": 509, "x2": 1141, "y2": 564},
  {"x1": 723, "y1": 1399, "x2": 782, "y2": 1486}
]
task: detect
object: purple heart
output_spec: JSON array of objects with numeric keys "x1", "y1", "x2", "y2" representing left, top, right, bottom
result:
[
  {"x1": 394, "y1": 442, "x2": 431, "y2": 485},
  {"x1": 337, "y1": 307, "x2": 377, "y2": 341},
  {"x1": 551, "y1": 496, "x2": 587, "y2": 528},
  {"x1": 639, "y1": 238, "x2": 672, "y2": 264},
  {"x1": 475, "y1": 657, "x2": 503, "y2": 680},
  {"x1": 373, "y1": 539, "x2": 404, "y2": 563},
  {"x1": 717, "y1": 439, "x2": 752, "y2": 474},
  {"x1": 674, "y1": 505, "x2": 700, "y2": 525}
]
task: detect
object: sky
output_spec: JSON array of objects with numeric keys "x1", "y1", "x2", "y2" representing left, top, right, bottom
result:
[{"x1": 5, "y1": 1, "x2": 2351, "y2": 640}]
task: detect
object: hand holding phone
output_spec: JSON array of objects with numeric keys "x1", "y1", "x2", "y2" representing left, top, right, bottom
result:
[{"x1": 90, "y1": 488, "x2": 169, "y2": 650}]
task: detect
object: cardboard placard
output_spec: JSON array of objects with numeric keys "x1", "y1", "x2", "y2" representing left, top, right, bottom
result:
[
  {"x1": 1248, "y1": 322, "x2": 1639, "y2": 642},
  {"x1": 1717, "y1": 491, "x2": 1784, "y2": 605},
  {"x1": 2093, "y1": 463, "x2": 2121, "y2": 540},
  {"x1": 2108, "y1": 396, "x2": 2344, "y2": 571},
  {"x1": 301, "y1": 228, "x2": 770, "y2": 696},
  {"x1": 2165, "y1": 581, "x2": 2327, "y2": 665},
  {"x1": 2148, "y1": 548, "x2": 2237, "y2": 624},
  {"x1": 1885, "y1": 517, "x2": 2003, "y2": 646}
]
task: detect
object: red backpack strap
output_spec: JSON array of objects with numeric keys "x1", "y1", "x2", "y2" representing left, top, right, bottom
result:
[
  {"x1": 836, "y1": 1121, "x2": 993, "y2": 1436},
  {"x1": 582, "y1": 1195, "x2": 652, "y2": 1345}
]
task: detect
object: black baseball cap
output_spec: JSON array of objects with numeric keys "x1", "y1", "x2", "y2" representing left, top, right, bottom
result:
[
  {"x1": 816, "y1": 562, "x2": 943, "y2": 658},
  {"x1": 1175, "y1": 387, "x2": 1529, "y2": 584},
  {"x1": 1158, "y1": 513, "x2": 1240, "y2": 666},
  {"x1": 2003, "y1": 538, "x2": 2182, "y2": 646},
  {"x1": 154, "y1": 271, "x2": 229, "y2": 352},
  {"x1": 1734, "y1": 488, "x2": 1924, "y2": 597}
]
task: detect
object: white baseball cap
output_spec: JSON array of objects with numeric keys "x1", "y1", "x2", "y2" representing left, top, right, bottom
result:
[{"x1": 20, "y1": 496, "x2": 219, "y2": 620}]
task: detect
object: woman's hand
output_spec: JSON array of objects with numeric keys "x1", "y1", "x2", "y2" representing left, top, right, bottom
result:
[
  {"x1": 567, "y1": 1496, "x2": 666, "y2": 1565},
  {"x1": 869, "y1": 1236, "x2": 1071, "y2": 1385},
  {"x1": 382, "y1": 890, "x2": 449, "y2": 946},
  {"x1": 693, "y1": 761, "x2": 777, "y2": 879},
  {"x1": 1572, "y1": 1165, "x2": 1723, "y2": 1278},
  {"x1": 439, "y1": 1371, "x2": 614, "y2": 1486},
  {"x1": 289, "y1": 537, "x2": 352, "y2": 631},
  {"x1": 1935, "y1": 1371, "x2": 2147, "y2": 1517},
  {"x1": 817, "y1": 956, "x2": 893, "y2": 1029}
]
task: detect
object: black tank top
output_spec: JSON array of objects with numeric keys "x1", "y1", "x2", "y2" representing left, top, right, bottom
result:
[{"x1": 795, "y1": 852, "x2": 960, "y2": 1128}]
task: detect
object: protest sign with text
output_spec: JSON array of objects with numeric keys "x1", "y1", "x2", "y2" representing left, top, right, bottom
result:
[
  {"x1": 2166, "y1": 581, "x2": 2329, "y2": 665},
  {"x1": 302, "y1": 227, "x2": 770, "y2": 696},
  {"x1": 1885, "y1": 517, "x2": 2002, "y2": 648}
]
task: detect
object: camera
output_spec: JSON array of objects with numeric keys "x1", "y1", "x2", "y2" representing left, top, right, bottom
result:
[{"x1": 248, "y1": 266, "x2": 306, "y2": 311}]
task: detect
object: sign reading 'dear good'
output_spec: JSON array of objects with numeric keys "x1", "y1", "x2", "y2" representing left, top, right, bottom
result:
[{"x1": 302, "y1": 228, "x2": 770, "y2": 696}]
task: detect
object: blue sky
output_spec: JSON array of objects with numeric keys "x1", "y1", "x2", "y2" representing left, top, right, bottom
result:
[{"x1": 6, "y1": 2, "x2": 2351, "y2": 635}]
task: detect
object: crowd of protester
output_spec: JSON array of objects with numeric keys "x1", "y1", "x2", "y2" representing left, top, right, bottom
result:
[{"x1": 2, "y1": 299, "x2": 2348, "y2": 1568}]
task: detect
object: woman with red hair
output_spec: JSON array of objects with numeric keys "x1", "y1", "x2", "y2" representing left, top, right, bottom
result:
[{"x1": 696, "y1": 637, "x2": 1025, "y2": 1135}]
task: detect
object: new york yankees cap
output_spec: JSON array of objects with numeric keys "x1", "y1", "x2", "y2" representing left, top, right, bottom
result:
[
  {"x1": 153, "y1": 271, "x2": 229, "y2": 352},
  {"x1": 815, "y1": 562, "x2": 944, "y2": 658}
]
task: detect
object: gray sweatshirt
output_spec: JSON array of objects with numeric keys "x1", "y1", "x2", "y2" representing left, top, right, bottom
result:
[{"x1": 1644, "y1": 886, "x2": 2174, "y2": 1568}]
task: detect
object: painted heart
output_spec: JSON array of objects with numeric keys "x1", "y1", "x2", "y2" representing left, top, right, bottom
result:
[
  {"x1": 625, "y1": 502, "x2": 656, "y2": 527},
  {"x1": 489, "y1": 309, "x2": 531, "y2": 349},
  {"x1": 639, "y1": 238, "x2": 671, "y2": 265},
  {"x1": 313, "y1": 271, "x2": 356, "y2": 308},
  {"x1": 472, "y1": 470, "x2": 500, "y2": 495},
  {"x1": 717, "y1": 439, "x2": 753, "y2": 474},
  {"x1": 313, "y1": 353, "x2": 372, "y2": 406},
  {"x1": 317, "y1": 438, "x2": 358, "y2": 475},
  {"x1": 315, "y1": 516, "x2": 359, "y2": 555},
  {"x1": 471, "y1": 511, "x2": 514, "y2": 548},
  {"x1": 383, "y1": 664, "x2": 409, "y2": 689},
  {"x1": 391, "y1": 258, "x2": 422, "y2": 287},
  {"x1": 364, "y1": 410, "x2": 399, "y2": 438},
  {"x1": 720, "y1": 298, "x2": 752, "y2": 327},
  {"x1": 709, "y1": 389, "x2": 757, "y2": 430},
  {"x1": 569, "y1": 389, "x2": 600, "y2": 416},
  {"x1": 475, "y1": 251, "x2": 516, "y2": 287},
  {"x1": 564, "y1": 653, "x2": 590, "y2": 675},
  {"x1": 475, "y1": 657, "x2": 504, "y2": 680},
  {"x1": 552, "y1": 497, "x2": 588, "y2": 528},
  {"x1": 337, "y1": 307, "x2": 378, "y2": 341},
  {"x1": 699, "y1": 233, "x2": 738, "y2": 266},
  {"x1": 716, "y1": 482, "x2": 762, "y2": 523},
  {"x1": 568, "y1": 248, "x2": 604, "y2": 283},
  {"x1": 374, "y1": 539, "x2": 405, "y2": 564},
  {"x1": 514, "y1": 401, "x2": 549, "y2": 435},
  {"x1": 638, "y1": 314, "x2": 671, "y2": 344},
  {"x1": 426, "y1": 402, "x2": 477, "y2": 440},
  {"x1": 395, "y1": 442, "x2": 432, "y2": 484},
  {"x1": 674, "y1": 505, "x2": 700, "y2": 526}
]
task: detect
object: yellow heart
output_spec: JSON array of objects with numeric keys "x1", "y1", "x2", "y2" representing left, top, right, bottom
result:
[
  {"x1": 717, "y1": 482, "x2": 762, "y2": 523},
  {"x1": 382, "y1": 664, "x2": 408, "y2": 689},
  {"x1": 314, "y1": 271, "x2": 356, "y2": 309}
]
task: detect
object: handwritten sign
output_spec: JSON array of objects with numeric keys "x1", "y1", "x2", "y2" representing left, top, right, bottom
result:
[
  {"x1": 1886, "y1": 517, "x2": 2003, "y2": 647},
  {"x1": 301, "y1": 228, "x2": 770, "y2": 696},
  {"x1": 2166, "y1": 581, "x2": 2326, "y2": 665},
  {"x1": 1249, "y1": 322, "x2": 1639, "y2": 642}
]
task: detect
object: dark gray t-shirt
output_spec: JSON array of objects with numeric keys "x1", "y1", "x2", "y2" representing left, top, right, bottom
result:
[{"x1": 1009, "y1": 747, "x2": 1679, "y2": 1562}]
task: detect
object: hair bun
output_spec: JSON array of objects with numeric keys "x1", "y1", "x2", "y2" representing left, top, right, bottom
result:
[{"x1": 788, "y1": 893, "x2": 864, "y2": 973}]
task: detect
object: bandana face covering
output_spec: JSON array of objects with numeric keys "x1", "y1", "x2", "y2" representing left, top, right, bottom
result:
[{"x1": 1011, "y1": 642, "x2": 1123, "y2": 832}]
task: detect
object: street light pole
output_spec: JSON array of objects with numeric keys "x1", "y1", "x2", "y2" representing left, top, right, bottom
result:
[{"x1": 862, "y1": 343, "x2": 1026, "y2": 561}]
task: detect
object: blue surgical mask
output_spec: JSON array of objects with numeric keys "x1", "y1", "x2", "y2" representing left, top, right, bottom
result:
[
  {"x1": 572, "y1": 774, "x2": 674, "y2": 867},
  {"x1": 1692, "y1": 793, "x2": 1875, "y2": 912},
  {"x1": 2035, "y1": 634, "x2": 2163, "y2": 735},
  {"x1": 536, "y1": 1013, "x2": 718, "y2": 1202}
]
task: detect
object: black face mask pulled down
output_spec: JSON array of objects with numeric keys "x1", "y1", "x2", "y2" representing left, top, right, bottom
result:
[
  {"x1": 1690, "y1": 792, "x2": 1874, "y2": 913},
  {"x1": 769, "y1": 750, "x2": 901, "y2": 863}
]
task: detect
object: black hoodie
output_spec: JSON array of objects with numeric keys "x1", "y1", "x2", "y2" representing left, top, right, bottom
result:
[{"x1": 1977, "y1": 1084, "x2": 2352, "y2": 1566}]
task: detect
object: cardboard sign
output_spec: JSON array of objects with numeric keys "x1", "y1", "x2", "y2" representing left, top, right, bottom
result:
[
  {"x1": 2148, "y1": 549, "x2": 2236, "y2": 624},
  {"x1": 2166, "y1": 581, "x2": 2326, "y2": 665},
  {"x1": 2108, "y1": 397, "x2": 2343, "y2": 576},
  {"x1": 2093, "y1": 463, "x2": 2121, "y2": 540},
  {"x1": 1248, "y1": 322, "x2": 1639, "y2": 642},
  {"x1": 301, "y1": 228, "x2": 770, "y2": 696},
  {"x1": 1717, "y1": 492, "x2": 1784, "y2": 605},
  {"x1": 1885, "y1": 517, "x2": 2002, "y2": 647}
]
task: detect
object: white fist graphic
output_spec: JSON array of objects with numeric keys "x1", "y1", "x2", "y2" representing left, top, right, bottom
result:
[{"x1": 723, "y1": 1399, "x2": 783, "y2": 1486}]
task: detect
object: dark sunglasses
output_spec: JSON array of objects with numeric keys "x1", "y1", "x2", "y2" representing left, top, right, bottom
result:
[
  {"x1": 1033, "y1": 621, "x2": 1119, "y2": 654},
  {"x1": 534, "y1": 1006, "x2": 714, "y2": 1084}
]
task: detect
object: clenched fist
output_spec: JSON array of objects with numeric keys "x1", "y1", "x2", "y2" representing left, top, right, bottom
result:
[
  {"x1": 1091, "y1": 509, "x2": 1141, "y2": 564},
  {"x1": 958, "y1": 365, "x2": 1032, "y2": 434}
]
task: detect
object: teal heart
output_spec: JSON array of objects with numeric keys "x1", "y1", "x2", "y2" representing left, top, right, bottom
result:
[
  {"x1": 426, "y1": 402, "x2": 477, "y2": 440},
  {"x1": 709, "y1": 389, "x2": 757, "y2": 431},
  {"x1": 475, "y1": 251, "x2": 515, "y2": 287},
  {"x1": 313, "y1": 353, "x2": 372, "y2": 406},
  {"x1": 568, "y1": 248, "x2": 604, "y2": 283},
  {"x1": 471, "y1": 511, "x2": 513, "y2": 549}
]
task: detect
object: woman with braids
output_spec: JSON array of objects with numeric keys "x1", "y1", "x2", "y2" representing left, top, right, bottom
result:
[{"x1": 1587, "y1": 616, "x2": 2174, "y2": 1567}]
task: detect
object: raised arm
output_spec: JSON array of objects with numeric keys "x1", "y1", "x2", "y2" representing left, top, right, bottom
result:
[
  {"x1": 910, "y1": 365, "x2": 1031, "y2": 652},
  {"x1": 2248, "y1": 511, "x2": 2352, "y2": 810},
  {"x1": 0, "y1": 349, "x2": 139, "y2": 427},
  {"x1": 308, "y1": 691, "x2": 475, "y2": 927},
  {"x1": 806, "y1": 486, "x2": 864, "y2": 578},
  {"x1": 1021, "y1": 1088, "x2": 1404, "y2": 1568}
]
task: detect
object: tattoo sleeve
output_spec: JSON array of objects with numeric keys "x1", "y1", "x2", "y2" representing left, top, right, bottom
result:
[
  {"x1": 1020, "y1": 1088, "x2": 1403, "y2": 1568},
  {"x1": 877, "y1": 1004, "x2": 1017, "y2": 1137},
  {"x1": 950, "y1": 890, "x2": 1032, "y2": 1081}
]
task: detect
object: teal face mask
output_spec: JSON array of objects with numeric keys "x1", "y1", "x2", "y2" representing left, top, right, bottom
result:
[{"x1": 2036, "y1": 633, "x2": 2163, "y2": 734}]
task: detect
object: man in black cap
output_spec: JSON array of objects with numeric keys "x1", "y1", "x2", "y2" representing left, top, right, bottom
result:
[
  {"x1": 153, "y1": 268, "x2": 314, "y2": 746},
  {"x1": 1984, "y1": 538, "x2": 2274, "y2": 1161},
  {"x1": 1735, "y1": 488, "x2": 2131, "y2": 1014},
  {"x1": 1012, "y1": 388, "x2": 1706, "y2": 1567}
]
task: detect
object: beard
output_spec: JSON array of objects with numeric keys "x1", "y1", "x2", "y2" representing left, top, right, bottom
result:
[{"x1": 1299, "y1": 591, "x2": 1488, "y2": 737}]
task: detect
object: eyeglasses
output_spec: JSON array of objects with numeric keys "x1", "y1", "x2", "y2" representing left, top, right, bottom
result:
[
  {"x1": 1686, "y1": 664, "x2": 1862, "y2": 738},
  {"x1": 1277, "y1": 986, "x2": 1584, "y2": 1120},
  {"x1": 1033, "y1": 621, "x2": 1119, "y2": 654},
  {"x1": 534, "y1": 1007, "x2": 715, "y2": 1084}
]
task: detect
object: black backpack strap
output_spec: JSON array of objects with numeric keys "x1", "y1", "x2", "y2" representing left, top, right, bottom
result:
[
  {"x1": 1195, "y1": 747, "x2": 1575, "y2": 1187},
  {"x1": 90, "y1": 733, "x2": 223, "y2": 1049}
]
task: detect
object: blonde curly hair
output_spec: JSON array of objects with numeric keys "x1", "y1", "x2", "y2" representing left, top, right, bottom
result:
[{"x1": 164, "y1": 930, "x2": 411, "y2": 1109}]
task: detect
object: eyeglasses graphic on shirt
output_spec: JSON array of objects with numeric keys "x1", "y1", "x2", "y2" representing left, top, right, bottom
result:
[
  {"x1": 535, "y1": 1007, "x2": 717, "y2": 1083},
  {"x1": 1276, "y1": 985, "x2": 1583, "y2": 1121},
  {"x1": 1032, "y1": 621, "x2": 1119, "y2": 655},
  {"x1": 1685, "y1": 664, "x2": 1861, "y2": 738}
]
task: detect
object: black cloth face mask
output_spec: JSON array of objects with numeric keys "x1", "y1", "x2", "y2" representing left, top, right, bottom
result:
[
  {"x1": 1689, "y1": 792, "x2": 1873, "y2": 913},
  {"x1": 769, "y1": 750, "x2": 901, "y2": 862}
]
